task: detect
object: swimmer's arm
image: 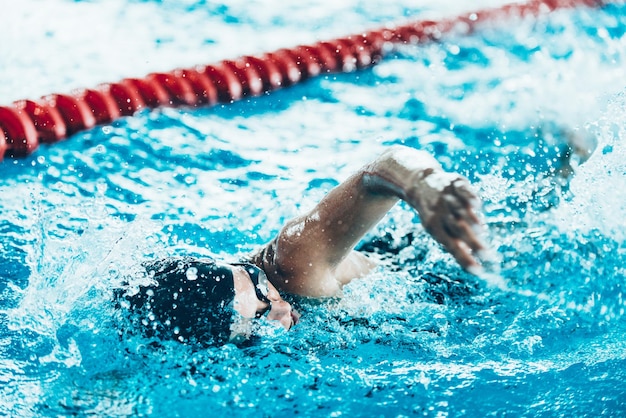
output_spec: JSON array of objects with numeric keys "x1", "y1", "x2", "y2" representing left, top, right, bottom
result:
[{"x1": 265, "y1": 145, "x2": 487, "y2": 297}]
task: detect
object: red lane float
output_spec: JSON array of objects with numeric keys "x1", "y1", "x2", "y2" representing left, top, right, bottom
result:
[
  {"x1": 266, "y1": 50, "x2": 301, "y2": 86},
  {"x1": 244, "y1": 55, "x2": 283, "y2": 92},
  {"x1": 78, "y1": 88, "x2": 122, "y2": 125},
  {"x1": 0, "y1": 106, "x2": 39, "y2": 157},
  {"x1": 0, "y1": 127, "x2": 7, "y2": 160},
  {"x1": 176, "y1": 69, "x2": 219, "y2": 106},
  {"x1": 41, "y1": 94, "x2": 97, "y2": 137},
  {"x1": 0, "y1": 0, "x2": 610, "y2": 162},
  {"x1": 147, "y1": 73, "x2": 197, "y2": 107},
  {"x1": 122, "y1": 77, "x2": 170, "y2": 108},
  {"x1": 13, "y1": 99, "x2": 67, "y2": 143}
]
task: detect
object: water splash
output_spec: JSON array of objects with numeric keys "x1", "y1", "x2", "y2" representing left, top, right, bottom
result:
[
  {"x1": 553, "y1": 90, "x2": 626, "y2": 240},
  {"x1": 4, "y1": 188, "x2": 163, "y2": 364}
]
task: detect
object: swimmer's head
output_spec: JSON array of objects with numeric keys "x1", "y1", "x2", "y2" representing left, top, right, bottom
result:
[
  {"x1": 118, "y1": 256, "x2": 298, "y2": 346},
  {"x1": 120, "y1": 256, "x2": 237, "y2": 346}
]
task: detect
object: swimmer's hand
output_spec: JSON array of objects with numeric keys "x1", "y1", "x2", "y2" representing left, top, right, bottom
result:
[
  {"x1": 406, "y1": 169, "x2": 488, "y2": 270},
  {"x1": 363, "y1": 146, "x2": 490, "y2": 271}
]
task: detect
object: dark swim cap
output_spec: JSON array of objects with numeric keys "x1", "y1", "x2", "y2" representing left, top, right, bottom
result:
[{"x1": 121, "y1": 256, "x2": 236, "y2": 346}]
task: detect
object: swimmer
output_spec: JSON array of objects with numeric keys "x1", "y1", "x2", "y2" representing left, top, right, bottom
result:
[{"x1": 119, "y1": 145, "x2": 489, "y2": 346}]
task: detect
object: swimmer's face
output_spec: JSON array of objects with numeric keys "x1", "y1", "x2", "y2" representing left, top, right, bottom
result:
[{"x1": 231, "y1": 264, "x2": 300, "y2": 330}]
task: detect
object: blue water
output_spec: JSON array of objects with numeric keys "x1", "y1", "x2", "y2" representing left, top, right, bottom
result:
[{"x1": 2, "y1": 1, "x2": 626, "y2": 416}]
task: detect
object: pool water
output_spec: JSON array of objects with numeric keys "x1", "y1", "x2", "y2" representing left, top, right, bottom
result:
[{"x1": 2, "y1": 0, "x2": 626, "y2": 416}]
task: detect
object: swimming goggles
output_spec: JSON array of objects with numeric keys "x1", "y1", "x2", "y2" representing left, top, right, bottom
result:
[{"x1": 232, "y1": 262, "x2": 272, "y2": 317}]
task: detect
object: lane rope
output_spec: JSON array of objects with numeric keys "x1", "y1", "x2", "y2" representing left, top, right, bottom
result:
[{"x1": 0, "y1": 0, "x2": 611, "y2": 161}]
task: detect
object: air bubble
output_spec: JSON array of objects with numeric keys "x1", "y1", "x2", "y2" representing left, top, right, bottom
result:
[{"x1": 186, "y1": 267, "x2": 199, "y2": 281}]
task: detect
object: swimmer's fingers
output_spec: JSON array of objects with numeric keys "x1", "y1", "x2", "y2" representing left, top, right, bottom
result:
[
  {"x1": 426, "y1": 200, "x2": 487, "y2": 270},
  {"x1": 443, "y1": 194, "x2": 481, "y2": 229},
  {"x1": 448, "y1": 239, "x2": 481, "y2": 270},
  {"x1": 441, "y1": 181, "x2": 485, "y2": 242},
  {"x1": 429, "y1": 222, "x2": 480, "y2": 270},
  {"x1": 442, "y1": 213, "x2": 486, "y2": 254},
  {"x1": 444, "y1": 178, "x2": 482, "y2": 222}
]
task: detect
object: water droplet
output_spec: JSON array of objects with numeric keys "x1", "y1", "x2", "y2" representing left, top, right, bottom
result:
[{"x1": 185, "y1": 267, "x2": 198, "y2": 281}]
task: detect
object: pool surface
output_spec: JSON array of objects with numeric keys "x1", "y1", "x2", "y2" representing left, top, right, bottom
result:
[{"x1": 2, "y1": 0, "x2": 626, "y2": 416}]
